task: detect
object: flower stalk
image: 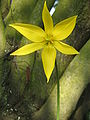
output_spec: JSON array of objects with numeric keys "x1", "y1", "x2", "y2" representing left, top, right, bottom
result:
[{"x1": 55, "y1": 60, "x2": 60, "y2": 120}]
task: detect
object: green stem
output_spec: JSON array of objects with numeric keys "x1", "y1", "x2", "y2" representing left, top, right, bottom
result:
[{"x1": 55, "y1": 60, "x2": 60, "y2": 120}]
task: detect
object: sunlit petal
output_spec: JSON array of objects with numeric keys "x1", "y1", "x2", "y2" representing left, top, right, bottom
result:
[
  {"x1": 10, "y1": 42, "x2": 45, "y2": 55},
  {"x1": 42, "y1": 1, "x2": 53, "y2": 34},
  {"x1": 52, "y1": 16, "x2": 77, "y2": 40},
  {"x1": 54, "y1": 41, "x2": 79, "y2": 55},
  {"x1": 41, "y1": 44, "x2": 56, "y2": 82},
  {"x1": 9, "y1": 23, "x2": 46, "y2": 42}
]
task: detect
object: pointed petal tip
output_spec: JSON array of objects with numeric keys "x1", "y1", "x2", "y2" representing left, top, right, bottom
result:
[
  {"x1": 70, "y1": 50, "x2": 80, "y2": 55},
  {"x1": 9, "y1": 23, "x2": 20, "y2": 27},
  {"x1": 72, "y1": 51, "x2": 80, "y2": 55},
  {"x1": 69, "y1": 15, "x2": 78, "y2": 21},
  {"x1": 10, "y1": 53, "x2": 23, "y2": 56},
  {"x1": 10, "y1": 51, "x2": 22, "y2": 56},
  {"x1": 46, "y1": 74, "x2": 50, "y2": 83},
  {"x1": 43, "y1": 1, "x2": 47, "y2": 8},
  {"x1": 72, "y1": 15, "x2": 78, "y2": 18},
  {"x1": 75, "y1": 15, "x2": 78, "y2": 18},
  {"x1": 10, "y1": 52, "x2": 14, "y2": 55},
  {"x1": 73, "y1": 15, "x2": 78, "y2": 20},
  {"x1": 75, "y1": 15, "x2": 78, "y2": 19},
  {"x1": 47, "y1": 78, "x2": 50, "y2": 83},
  {"x1": 9, "y1": 24, "x2": 15, "y2": 28},
  {"x1": 44, "y1": 1, "x2": 46, "y2": 5},
  {"x1": 77, "y1": 51, "x2": 80, "y2": 54},
  {"x1": 9, "y1": 24, "x2": 12, "y2": 27},
  {"x1": 74, "y1": 49, "x2": 79, "y2": 55},
  {"x1": 10, "y1": 53, "x2": 16, "y2": 56}
]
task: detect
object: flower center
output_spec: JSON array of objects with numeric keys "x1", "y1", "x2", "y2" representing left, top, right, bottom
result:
[{"x1": 45, "y1": 34, "x2": 54, "y2": 45}]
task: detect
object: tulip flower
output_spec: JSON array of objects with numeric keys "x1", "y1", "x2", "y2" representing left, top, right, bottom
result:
[{"x1": 9, "y1": 1, "x2": 79, "y2": 82}]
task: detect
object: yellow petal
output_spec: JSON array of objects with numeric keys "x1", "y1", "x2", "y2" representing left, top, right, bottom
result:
[
  {"x1": 52, "y1": 16, "x2": 77, "y2": 40},
  {"x1": 9, "y1": 23, "x2": 46, "y2": 42},
  {"x1": 54, "y1": 41, "x2": 79, "y2": 55},
  {"x1": 42, "y1": 1, "x2": 53, "y2": 34},
  {"x1": 10, "y1": 42, "x2": 45, "y2": 55},
  {"x1": 41, "y1": 44, "x2": 56, "y2": 82}
]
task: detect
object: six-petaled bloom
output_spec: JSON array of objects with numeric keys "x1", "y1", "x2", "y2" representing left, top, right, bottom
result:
[{"x1": 9, "y1": 1, "x2": 79, "y2": 83}]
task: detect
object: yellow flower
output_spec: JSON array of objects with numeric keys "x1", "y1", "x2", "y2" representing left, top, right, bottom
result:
[{"x1": 9, "y1": 1, "x2": 79, "y2": 83}]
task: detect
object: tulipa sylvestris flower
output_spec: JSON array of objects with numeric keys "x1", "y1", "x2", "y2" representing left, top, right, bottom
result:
[{"x1": 9, "y1": 1, "x2": 79, "y2": 83}]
